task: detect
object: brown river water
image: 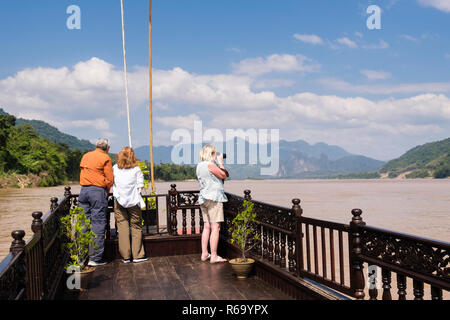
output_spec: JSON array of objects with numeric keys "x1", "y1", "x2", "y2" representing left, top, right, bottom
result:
[
  {"x1": 0, "y1": 179, "x2": 448, "y2": 299},
  {"x1": 1, "y1": 179, "x2": 448, "y2": 260}
]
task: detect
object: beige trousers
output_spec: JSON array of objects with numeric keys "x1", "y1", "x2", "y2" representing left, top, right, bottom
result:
[{"x1": 114, "y1": 200, "x2": 146, "y2": 260}]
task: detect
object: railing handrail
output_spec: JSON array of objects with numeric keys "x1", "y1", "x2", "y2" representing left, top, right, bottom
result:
[
  {"x1": 0, "y1": 188, "x2": 73, "y2": 300},
  {"x1": 360, "y1": 224, "x2": 450, "y2": 248}
]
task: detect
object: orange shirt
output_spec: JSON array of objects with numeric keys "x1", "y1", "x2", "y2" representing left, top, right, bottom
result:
[{"x1": 80, "y1": 148, "x2": 114, "y2": 193}]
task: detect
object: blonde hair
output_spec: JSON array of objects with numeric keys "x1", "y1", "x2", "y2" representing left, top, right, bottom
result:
[
  {"x1": 117, "y1": 147, "x2": 139, "y2": 169},
  {"x1": 200, "y1": 144, "x2": 216, "y2": 162}
]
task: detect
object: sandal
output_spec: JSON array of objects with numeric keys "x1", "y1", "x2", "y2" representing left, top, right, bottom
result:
[
  {"x1": 201, "y1": 253, "x2": 211, "y2": 262},
  {"x1": 210, "y1": 256, "x2": 227, "y2": 264}
]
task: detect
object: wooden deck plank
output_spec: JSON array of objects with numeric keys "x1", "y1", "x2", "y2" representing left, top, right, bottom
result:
[
  {"x1": 184, "y1": 283, "x2": 218, "y2": 300},
  {"x1": 134, "y1": 261, "x2": 165, "y2": 300},
  {"x1": 152, "y1": 258, "x2": 191, "y2": 300},
  {"x1": 79, "y1": 254, "x2": 293, "y2": 300},
  {"x1": 84, "y1": 262, "x2": 115, "y2": 300},
  {"x1": 113, "y1": 261, "x2": 137, "y2": 300}
]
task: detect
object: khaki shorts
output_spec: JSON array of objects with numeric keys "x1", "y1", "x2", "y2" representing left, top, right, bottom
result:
[{"x1": 200, "y1": 200, "x2": 224, "y2": 223}]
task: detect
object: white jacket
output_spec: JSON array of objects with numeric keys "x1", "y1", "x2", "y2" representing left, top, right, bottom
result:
[{"x1": 112, "y1": 165, "x2": 145, "y2": 208}]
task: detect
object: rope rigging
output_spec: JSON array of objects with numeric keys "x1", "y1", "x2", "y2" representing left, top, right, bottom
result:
[
  {"x1": 120, "y1": 0, "x2": 156, "y2": 193},
  {"x1": 120, "y1": 0, "x2": 132, "y2": 148}
]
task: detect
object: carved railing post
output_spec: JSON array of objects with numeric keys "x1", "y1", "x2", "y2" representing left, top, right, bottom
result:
[
  {"x1": 397, "y1": 274, "x2": 407, "y2": 300},
  {"x1": 63, "y1": 186, "x2": 72, "y2": 214},
  {"x1": 293, "y1": 199, "x2": 303, "y2": 277},
  {"x1": 50, "y1": 197, "x2": 58, "y2": 213},
  {"x1": 10, "y1": 230, "x2": 26, "y2": 256},
  {"x1": 64, "y1": 186, "x2": 72, "y2": 197},
  {"x1": 8, "y1": 230, "x2": 26, "y2": 300},
  {"x1": 413, "y1": 279, "x2": 424, "y2": 300},
  {"x1": 29, "y1": 211, "x2": 44, "y2": 300},
  {"x1": 168, "y1": 184, "x2": 178, "y2": 236},
  {"x1": 31, "y1": 212, "x2": 43, "y2": 234},
  {"x1": 381, "y1": 268, "x2": 392, "y2": 300},
  {"x1": 431, "y1": 286, "x2": 443, "y2": 300},
  {"x1": 349, "y1": 209, "x2": 366, "y2": 300}
]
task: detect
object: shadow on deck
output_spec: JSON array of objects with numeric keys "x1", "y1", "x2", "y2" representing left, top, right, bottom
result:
[{"x1": 73, "y1": 254, "x2": 293, "y2": 300}]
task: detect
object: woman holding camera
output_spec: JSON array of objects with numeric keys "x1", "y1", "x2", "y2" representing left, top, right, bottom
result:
[{"x1": 197, "y1": 144, "x2": 229, "y2": 263}]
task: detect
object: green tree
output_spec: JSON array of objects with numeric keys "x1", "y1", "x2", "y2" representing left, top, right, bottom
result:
[
  {"x1": 0, "y1": 114, "x2": 16, "y2": 171},
  {"x1": 6, "y1": 124, "x2": 67, "y2": 186}
]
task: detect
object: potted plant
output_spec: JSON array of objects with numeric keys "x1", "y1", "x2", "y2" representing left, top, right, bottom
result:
[
  {"x1": 139, "y1": 161, "x2": 158, "y2": 232},
  {"x1": 60, "y1": 206, "x2": 98, "y2": 291},
  {"x1": 228, "y1": 199, "x2": 260, "y2": 279}
]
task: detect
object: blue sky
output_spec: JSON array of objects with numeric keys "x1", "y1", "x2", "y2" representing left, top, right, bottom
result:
[{"x1": 0, "y1": 0, "x2": 449, "y2": 161}]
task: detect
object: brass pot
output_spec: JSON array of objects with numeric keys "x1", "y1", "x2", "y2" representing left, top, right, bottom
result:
[
  {"x1": 76, "y1": 266, "x2": 95, "y2": 290},
  {"x1": 229, "y1": 258, "x2": 255, "y2": 279}
]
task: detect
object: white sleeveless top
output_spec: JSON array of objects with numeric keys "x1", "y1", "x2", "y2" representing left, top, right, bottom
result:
[{"x1": 196, "y1": 161, "x2": 228, "y2": 205}]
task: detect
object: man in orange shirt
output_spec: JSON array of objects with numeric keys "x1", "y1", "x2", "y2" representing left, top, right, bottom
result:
[{"x1": 79, "y1": 138, "x2": 114, "y2": 266}]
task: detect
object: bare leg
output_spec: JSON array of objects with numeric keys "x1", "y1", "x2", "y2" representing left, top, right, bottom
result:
[
  {"x1": 201, "y1": 222, "x2": 211, "y2": 260},
  {"x1": 210, "y1": 222, "x2": 222, "y2": 260}
]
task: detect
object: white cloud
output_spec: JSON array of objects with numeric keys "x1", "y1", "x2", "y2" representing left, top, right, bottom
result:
[
  {"x1": 64, "y1": 118, "x2": 110, "y2": 131},
  {"x1": 153, "y1": 67, "x2": 276, "y2": 109},
  {"x1": 418, "y1": 0, "x2": 450, "y2": 12},
  {"x1": 360, "y1": 70, "x2": 392, "y2": 80},
  {"x1": 399, "y1": 34, "x2": 420, "y2": 43},
  {"x1": 318, "y1": 77, "x2": 450, "y2": 94},
  {"x1": 336, "y1": 37, "x2": 358, "y2": 48},
  {"x1": 251, "y1": 79, "x2": 294, "y2": 89},
  {"x1": 0, "y1": 57, "x2": 147, "y2": 119},
  {"x1": 207, "y1": 92, "x2": 450, "y2": 159},
  {"x1": 363, "y1": 39, "x2": 390, "y2": 49},
  {"x1": 293, "y1": 34, "x2": 324, "y2": 45},
  {"x1": 155, "y1": 114, "x2": 201, "y2": 130},
  {"x1": 1, "y1": 57, "x2": 450, "y2": 160},
  {"x1": 226, "y1": 47, "x2": 243, "y2": 53},
  {"x1": 232, "y1": 54, "x2": 320, "y2": 76}
]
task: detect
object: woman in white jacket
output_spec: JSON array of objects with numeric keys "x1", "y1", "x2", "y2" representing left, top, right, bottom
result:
[{"x1": 113, "y1": 147, "x2": 148, "y2": 263}]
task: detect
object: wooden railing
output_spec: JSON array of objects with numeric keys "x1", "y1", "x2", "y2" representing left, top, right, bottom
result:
[
  {"x1": 221, "y1": 189, "x2": 449, "y2": 300},
  {"x1": 0, "y1": 184, "x2": 448, "y2": 300},
  {"x1": 0, "y1": 186, "x2": 74, "y2": 300},
  {"x1": 357, "y1": 224, "x2": 449, "y2": 300},
  {"x1": 167, "y1": 184, "x2": 204, "y2": 236}
]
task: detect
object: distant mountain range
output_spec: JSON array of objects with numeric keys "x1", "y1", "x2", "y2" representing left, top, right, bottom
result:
[
  {"x1": 135, "y1": 139, "x2": 385, "y2": 180},
  {"x1": 0, "y1": 108, "x2": 95, "y2": 151},
  {"x1": 7, "y1": 107, "x2": 421, "y2": 180},
  {"x1": 380, "y1": 137, "x2": 450, "y2": 179}
]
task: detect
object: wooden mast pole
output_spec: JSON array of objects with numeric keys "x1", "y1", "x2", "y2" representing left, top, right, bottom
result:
[{"x1": 149, "y1": 0, "x2": 156, "y2": 193}]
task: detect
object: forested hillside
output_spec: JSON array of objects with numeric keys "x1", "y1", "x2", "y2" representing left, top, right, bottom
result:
[
  {"x1": 0, "y1": 108, "x2": 95, "y2": 151},
  {"x1": 0, "y1": 112, "x2": 196, "y2": 188},
  {"x1": 380, "y1": 138, "x2": 450, "y2": 178},
  {"x1": 0, "y1": 114, "x2": 85, "y2": 187}
]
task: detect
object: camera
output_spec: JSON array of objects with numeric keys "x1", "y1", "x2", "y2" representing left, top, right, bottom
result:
[{"x1": 217, "y1": 152, "x2": 227, "y2": 159}]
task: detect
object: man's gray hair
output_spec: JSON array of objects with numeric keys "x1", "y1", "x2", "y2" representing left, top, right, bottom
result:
[{"x1": 96, "y1": 138, "x2": 110, "y2": 151}]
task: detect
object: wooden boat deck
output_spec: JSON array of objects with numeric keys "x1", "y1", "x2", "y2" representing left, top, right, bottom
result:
[{"x1": 75, "y1": 254, "x2": 293, "y2": 300}]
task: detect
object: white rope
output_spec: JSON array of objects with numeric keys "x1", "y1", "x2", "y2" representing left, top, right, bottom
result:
[{"x1": 120, "y1": 0, "x2": 132, "y2": 148}]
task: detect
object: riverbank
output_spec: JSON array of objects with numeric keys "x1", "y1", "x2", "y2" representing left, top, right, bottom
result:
[
  {"x1": 0, "y1": 172, "x2": 42, "y2": 189},
  {"x1": 0, "y1": 172, "x2": 79, "y2": 189}
]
